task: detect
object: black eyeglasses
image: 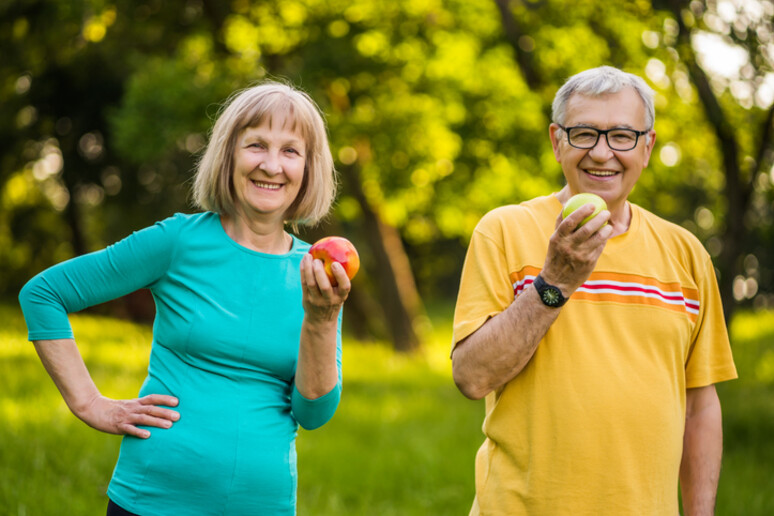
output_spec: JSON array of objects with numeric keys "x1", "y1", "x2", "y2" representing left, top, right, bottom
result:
[{"x1": 558, "y1": 125, "x2": 649, "y2": 151}]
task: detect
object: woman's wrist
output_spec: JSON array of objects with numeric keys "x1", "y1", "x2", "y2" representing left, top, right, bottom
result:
[{"x1": 303, "y1": 307, "x2": 341, "y2": 327}]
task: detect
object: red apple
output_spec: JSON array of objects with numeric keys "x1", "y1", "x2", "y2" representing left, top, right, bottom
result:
[{"x1": 308, "y1": 236, "x2": 360, "y2": 286}]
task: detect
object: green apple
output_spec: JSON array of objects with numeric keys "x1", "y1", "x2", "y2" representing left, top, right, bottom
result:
[{"x1": 562, "y1": 193, "x2": 607, "y2": 227}]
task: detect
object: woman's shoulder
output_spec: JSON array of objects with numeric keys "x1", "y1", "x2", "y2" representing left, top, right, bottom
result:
[
  {"x1": 158, "y1": 211, "x2": 215, "y2": 227},
  {"x1": 290, "y1": 235, "x2": 311, "y2": 260},
  {"x1": 148, "y1": 211, "x2": 221, "y2": 237},
  {"x1": 121, "y1": 212, "x2": 221, "y2": 256}
]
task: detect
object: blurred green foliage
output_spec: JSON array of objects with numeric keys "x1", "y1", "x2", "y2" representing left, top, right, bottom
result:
[{"x1": 1, "y1": 0, "x2": 772, "y2": 308}]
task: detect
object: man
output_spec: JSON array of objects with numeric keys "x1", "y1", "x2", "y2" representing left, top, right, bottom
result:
[{"x1": 451, "y1": 66, "x2": 737, "y2": 515}]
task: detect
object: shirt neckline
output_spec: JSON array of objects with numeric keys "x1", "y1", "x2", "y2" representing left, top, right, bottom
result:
[
  {"x1": 548, "y1": 194, "x2": 640, "y2": 249},
  {"x1": 209, "y1": 212, "x2": 300, "y2": 257}
]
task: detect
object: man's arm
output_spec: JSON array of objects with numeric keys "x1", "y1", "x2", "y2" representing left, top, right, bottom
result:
[
  {"x1": 452, "y1": 285, "x2": 561, "y2": 400},
  {"x1": 680, "y1": 384, "x2": 723, "y2": 516},
  {"x1": 452, "y1": 200, "x2": 612, "y2": 400}
]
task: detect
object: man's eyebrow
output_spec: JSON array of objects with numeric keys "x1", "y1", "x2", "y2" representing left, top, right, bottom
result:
[{"x1": 570, "y1": 122, "x2": 637, "y2": 129}]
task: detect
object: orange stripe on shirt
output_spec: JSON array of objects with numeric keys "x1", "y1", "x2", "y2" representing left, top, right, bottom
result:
[{"x1": 511, "y1": 268, "x2": 699, "y2": 322}]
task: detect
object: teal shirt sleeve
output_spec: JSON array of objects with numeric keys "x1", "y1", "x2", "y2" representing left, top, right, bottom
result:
[
  {"x1": 290, "y1": 312, "x2": 343, "y2": 430},
  {"x1": 18, "y1": 217, "x2": 179, "y2": 341}
]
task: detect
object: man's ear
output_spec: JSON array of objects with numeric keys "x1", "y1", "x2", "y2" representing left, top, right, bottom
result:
[
  {"x1": 549, "y1": 124, "x2": 563, "y2": 163},
  {"x1": 642, "y1": 129, "x2": 657, "y2": 167}
]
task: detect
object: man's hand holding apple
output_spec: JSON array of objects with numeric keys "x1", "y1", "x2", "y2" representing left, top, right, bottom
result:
[{"x1": 540, "y1": 198, "x2": 613, "y2": 300}]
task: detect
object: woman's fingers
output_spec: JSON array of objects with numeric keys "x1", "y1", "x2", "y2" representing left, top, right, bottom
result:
[
  {"x1": 139, "y1": 393, "x2": 179, "y2": 408},
  {"x1": 301, "y1": 255, "x2": 350, "y2": 301},
  {"x1": 311, "y1": 257, "x2": 334, "y2": 292},
  {"x1": 328, "y1": 262, "x2": 351, "y2": 294},
  {"x1": 300, "y1": 254, "x2": 316, "y2": 289},
  {"x1": 86, "y1": 395, "x2": 181, "y2": 439},
  {"x1": 118, "y1": 422, "x2": 153, "y2": 439}
]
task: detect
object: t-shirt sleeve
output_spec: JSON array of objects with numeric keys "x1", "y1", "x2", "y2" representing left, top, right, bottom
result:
[
  {"x1": 290, "y1": 312, "x2": 343, "y2": 430},
  {"x1": 684, "y1": 255, "x2": 738, "y2": 387},
  {"x1": 18, "y1": 217, "x2": 181, "y2": 341},
  {"x1": 452, "y1": 214, "x2": 515, "y2": 353}
]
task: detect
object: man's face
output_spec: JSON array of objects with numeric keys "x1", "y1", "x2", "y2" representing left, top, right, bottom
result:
[{"x1": 549, "y1": 87, "x2": 656, "y2": 212}]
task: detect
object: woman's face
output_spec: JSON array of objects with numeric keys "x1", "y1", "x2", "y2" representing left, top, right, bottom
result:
[{"x1": 231, "y1": 118, "x2": 306, "y2": 225}]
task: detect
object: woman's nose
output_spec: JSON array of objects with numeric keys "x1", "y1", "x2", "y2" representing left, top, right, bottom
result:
[{"x1": 259, "y1": 153, "x2": 282, "y2": 175}]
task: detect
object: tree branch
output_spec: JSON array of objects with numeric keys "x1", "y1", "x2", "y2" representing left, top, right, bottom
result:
[
  {"x1": 492, "y1": 0, "x2": 542, "y2": 90},
  {"x1": 663, "y1": 0, "x2": 745, "y2": 321},
  {"x1": 750, "y1": 103, "x2": 774, "y2": 188}
]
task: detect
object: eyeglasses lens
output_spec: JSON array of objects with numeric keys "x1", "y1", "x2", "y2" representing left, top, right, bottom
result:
[{"x1": 568, "y1": 128, "x2": 639, "y2": 151}]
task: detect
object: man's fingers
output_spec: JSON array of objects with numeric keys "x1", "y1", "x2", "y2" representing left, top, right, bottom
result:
[{"x1": 557, "y1": 203, "x2": 596, "y2": 233}]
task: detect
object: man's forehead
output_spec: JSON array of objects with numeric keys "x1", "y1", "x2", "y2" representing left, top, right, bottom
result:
[{"x1": 565, "y1": 88, "x2": 647, "y2": 126}]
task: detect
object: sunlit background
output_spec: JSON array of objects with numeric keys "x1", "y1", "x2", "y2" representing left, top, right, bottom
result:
[{"x1": 1, "y1": 0, "x2": 774, "y2": 514}]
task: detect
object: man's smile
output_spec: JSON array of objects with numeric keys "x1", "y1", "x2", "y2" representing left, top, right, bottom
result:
[{"x1": 584, "y1": 169, "x2": 618, "y2": 177}]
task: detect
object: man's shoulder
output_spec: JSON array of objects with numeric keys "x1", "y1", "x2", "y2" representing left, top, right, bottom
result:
[
  {"x1": 479, "y1": 195, "x2": 557, "y2": 229},
  {"x1": 632, "y1": 204, "x2": 709, "y2": 257}
]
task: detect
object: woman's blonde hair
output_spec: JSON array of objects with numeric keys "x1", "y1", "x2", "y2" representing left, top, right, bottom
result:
[{"x1": 193, "y1": 81, "x2": 336, "y2": 227}]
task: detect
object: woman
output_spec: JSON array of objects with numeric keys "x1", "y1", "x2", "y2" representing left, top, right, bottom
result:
[{"x1": 18, "y1": 82, "x2": 348, "y2": 515}]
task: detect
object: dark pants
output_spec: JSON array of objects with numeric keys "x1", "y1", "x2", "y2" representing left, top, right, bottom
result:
[{"x1": 107, "y1": 499, "x2": 140, "y2": 516}]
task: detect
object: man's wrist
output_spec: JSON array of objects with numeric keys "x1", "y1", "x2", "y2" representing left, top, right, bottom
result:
[{"x1": 533, "y1": 274, "x2": 569, "y2": 308}]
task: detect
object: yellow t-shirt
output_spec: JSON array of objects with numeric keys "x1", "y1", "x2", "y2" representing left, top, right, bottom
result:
[{"x1": 452, "y1": 194, "x2": 737, "y2": 516}]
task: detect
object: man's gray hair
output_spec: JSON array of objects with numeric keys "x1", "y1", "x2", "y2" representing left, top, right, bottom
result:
[{"x1": 551, "y1": 66, "x2": 656, "y2": 130}]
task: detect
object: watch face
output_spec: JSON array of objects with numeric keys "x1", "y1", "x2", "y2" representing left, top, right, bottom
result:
[{"x1": 542, "y1": 287, "x2": 563, "y2": 306}]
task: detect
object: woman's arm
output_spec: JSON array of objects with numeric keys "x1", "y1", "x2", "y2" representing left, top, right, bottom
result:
[
  {"x1": 19, "y1": 217, "x2": 184, "y2": 437},
  {"x1": 34, "y1": 338, "x2": 180, "y2": 438},
  {"x1": 291, "y1": 254, "x2": 348, "y2": 430}
]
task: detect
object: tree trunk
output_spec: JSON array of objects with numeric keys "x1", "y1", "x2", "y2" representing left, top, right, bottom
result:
[
  {"x1": 340, "y1": 163, "x2": 425, "y2": 352},
  {"x1": 664, "y1": 0, "x2": 748, "y2": 322},
  {"x1": 59, "y1": 161, "x2": 88, "y2": 257},
  {"x1": 493, "y1": 0, "x2": 542, "y2": 90}
]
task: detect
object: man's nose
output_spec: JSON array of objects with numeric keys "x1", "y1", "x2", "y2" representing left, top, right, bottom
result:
[{"x1": 588, "y1": 134, "x2": 615, "y2": 161}]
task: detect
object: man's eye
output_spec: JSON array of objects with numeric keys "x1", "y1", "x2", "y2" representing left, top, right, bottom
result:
[
  {"x1": 610, "y1": 132, "x2": 635, "y2": 142},
  {"x1": 571, "y1": 130, "x2": 597, "y2": 140}
]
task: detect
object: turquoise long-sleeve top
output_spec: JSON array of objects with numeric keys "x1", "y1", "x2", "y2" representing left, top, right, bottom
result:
[{"x1": 18, "y1": 212, "x2": 342, "y2": 515}]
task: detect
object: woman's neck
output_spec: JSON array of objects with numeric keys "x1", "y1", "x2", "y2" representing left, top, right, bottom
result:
[{"x1": 220, "y1": 213, "x2": 292, "y2": 254}]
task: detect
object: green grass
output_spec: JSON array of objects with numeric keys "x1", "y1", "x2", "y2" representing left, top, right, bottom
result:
[
  {"x1": 2, "y1": 302, "x2": 773, "y2": 515},
  {"x1": 715, "y1": 310, "x2": 774, "y2": 515}
]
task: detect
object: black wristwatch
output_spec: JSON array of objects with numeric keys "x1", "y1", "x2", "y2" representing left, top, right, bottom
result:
[{"x1": 533, "y1": 274, "x2": 568, "y2": 308}]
